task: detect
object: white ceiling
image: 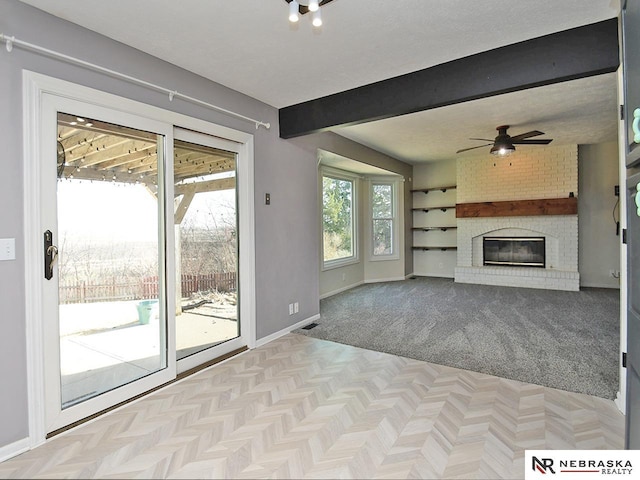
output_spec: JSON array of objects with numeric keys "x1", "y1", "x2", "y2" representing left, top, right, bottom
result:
[
  {"x1": 338, "y1": 73, "x2": 619, "y2": 164},
  {"x1": 20, "y1": 0, "x2": 621, "y2": 164}
]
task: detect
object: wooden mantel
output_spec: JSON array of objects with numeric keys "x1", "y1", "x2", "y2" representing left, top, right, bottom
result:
[{"x1": 456, "y1": 197, "x2": 577, "y2": 218}]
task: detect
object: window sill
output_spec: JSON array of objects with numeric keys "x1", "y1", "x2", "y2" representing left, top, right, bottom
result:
[
  {"x1": 368, "y1": 254, "x2": 400, "y2": 262},
  {"x1": 322, "y1": 256, "x2": 360, "y2": 271}
]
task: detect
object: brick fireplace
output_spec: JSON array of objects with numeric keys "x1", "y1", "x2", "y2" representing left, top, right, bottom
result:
[{"x1": 454, "y1": 144, "x2": 579, "y2": 291}]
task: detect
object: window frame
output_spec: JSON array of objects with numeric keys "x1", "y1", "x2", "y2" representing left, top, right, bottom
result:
[
  {"x1": 369, "y1": 177, "x2": 400, "y2": 261},
  {"x1": 320, "y1": 167, "x2": 359, "y2": 270}
]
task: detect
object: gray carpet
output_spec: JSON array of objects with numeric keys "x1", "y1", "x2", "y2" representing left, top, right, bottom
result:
[{"x1": 295, "y1": 277, "x2": 620, "y2": 399}]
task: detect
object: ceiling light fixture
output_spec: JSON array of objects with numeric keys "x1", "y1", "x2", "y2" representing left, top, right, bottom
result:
[
  {"x1": 490, "y1": 126, "x2": 516, "y2": 156},
  {"x1": 289, "y1": 0, "x2": 300, "y2": 22},
  {"x1": 490, "y1": 142, "x2": 516, "y2": 156},
  {"x1": 312, "y1": 9, "x2": 322, "y2": 27},
  {"x1": 286, "y1": 0, "x2": 334, "y2": 27}
]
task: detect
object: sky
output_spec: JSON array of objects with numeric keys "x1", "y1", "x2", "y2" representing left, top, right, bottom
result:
[{"x1": 57, "y1": 179, "x2": 236, "y2": 244}]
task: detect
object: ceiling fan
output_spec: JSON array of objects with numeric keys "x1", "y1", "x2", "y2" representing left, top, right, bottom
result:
[{"x1": 456, "y1": 125, "x2": 553, "y2": 155}]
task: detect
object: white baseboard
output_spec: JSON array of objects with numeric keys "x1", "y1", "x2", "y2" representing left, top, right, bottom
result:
[
  {"x1": 615, "y1": 390, "x2": 626, "y2": 415},
  {"x1": 320, "y1": 281, "x2": 364, "y2": 300},
  {"x1": 364, "y1": 276, "x2": 406, "y2": 284},
  {"x1": 580, "y1": 282, "x2": 620, "y2": 289},
  {"x1": 255, "y1": 314, "x2": 321, "y2": 348},
  {"x1": 405, "y1": 273, "x2": 415, "y2": 280},
  {"x1": 320, "y1": 276, "x2": 413, "y2": 299},
  {"x1": 412, "y1": 273, "x2": 455, "y2": 279},
  {"x1": 0, "y1": 437, "x2": 30, "y2": 463}
]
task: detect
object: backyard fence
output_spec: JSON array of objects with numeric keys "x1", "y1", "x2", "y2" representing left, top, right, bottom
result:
[
  {"x1": 59, "y1": 272, "x2": 236, "y2": 304},
  {"x1": 180, "y1": 273, "x2": 236, "y2": 296}
]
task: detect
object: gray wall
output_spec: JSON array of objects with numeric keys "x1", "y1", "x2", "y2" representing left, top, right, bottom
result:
[
  {"x1": 578, "y1": 142, "x2": 621, "y2": 288},
  {"x1": 290, "y1": 132, "x2": 414, "y2": 281},
  {"x1": 0, "y1": 0, "x2": 396, "y2": 450}
]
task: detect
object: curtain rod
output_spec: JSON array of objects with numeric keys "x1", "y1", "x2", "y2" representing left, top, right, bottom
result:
[{"x1": 0, "y1": 33, "x2": 271, "y2": 130}]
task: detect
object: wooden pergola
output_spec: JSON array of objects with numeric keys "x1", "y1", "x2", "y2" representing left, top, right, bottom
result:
[
  {"x1": 57, "y1": 112, "x2": 238, "y2": 311},
  {"x1": 57, "y1": 112, "x2": 235, "y2": 190}
]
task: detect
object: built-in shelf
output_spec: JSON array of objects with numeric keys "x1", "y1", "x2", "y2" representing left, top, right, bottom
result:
[
  {"x1": 412, "y1": 226, "x2": 457, "y2": 231},
  {"x1": 412, "y1": 185, "x2": 458, "y2": 266},
  {"x1": 411, "y1": 185, "x2": 457, "y2": 194},
  {"x1": 411, "y1": 206, "x2": 456, "y2": 213}
]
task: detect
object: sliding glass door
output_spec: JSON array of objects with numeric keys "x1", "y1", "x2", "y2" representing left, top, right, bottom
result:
[
  {"x1": 28, "y1": 73, "x2": 254, "y2": 437},
  {"x1": 44, "y1": 107, "x2": 248, "y2": 432},
  {"x1": 173, "y1": 129, "x2": 242, "y2": 371},
  {"x1": 42, "y1": 95, "x2": 176, "y2": 432},
  {"x1": 56, "y1": 112, "x2": 169, "y2": 410}
]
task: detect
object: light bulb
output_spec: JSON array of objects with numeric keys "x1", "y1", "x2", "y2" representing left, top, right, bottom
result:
[
  {"x1": 312, "y1": 8, "x2": 322, "y2": 27},
  {"x1": 308, "y1": 0, "x2": 319, "y2": 12},
  {"x1": 289, "y1": 0, "x2": 300, "y2": 22}
]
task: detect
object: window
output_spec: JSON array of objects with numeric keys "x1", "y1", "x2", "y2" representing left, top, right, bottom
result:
[
  {"x1": 371, "y1": 180, "x2": 397, "y2": 259},
  {"x1": 322, "y1": 171, "x2": 357, "y2": 267}
]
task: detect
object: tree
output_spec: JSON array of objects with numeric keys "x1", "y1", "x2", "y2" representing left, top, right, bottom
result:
[{"x1": 322, "y1": 176, "x2": 353, "y2": 260}]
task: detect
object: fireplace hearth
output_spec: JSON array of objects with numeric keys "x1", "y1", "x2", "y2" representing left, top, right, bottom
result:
[{"x1": 483, "y1": 236, "x2": 545, "y2": 267}]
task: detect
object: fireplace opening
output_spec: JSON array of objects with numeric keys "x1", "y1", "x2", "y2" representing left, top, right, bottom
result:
[{"x1": 483, "y1": 236, "x2": 545, "y2": 267}]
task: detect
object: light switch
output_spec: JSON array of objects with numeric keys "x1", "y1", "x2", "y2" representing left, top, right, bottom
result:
[{"x1": 0, "y1": 238, "x2": 16, "y2": 261}]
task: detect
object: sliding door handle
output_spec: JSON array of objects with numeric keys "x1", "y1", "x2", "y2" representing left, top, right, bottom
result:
[{"x1": 44, "y1": 230, "x2": 58, "y2": 280}]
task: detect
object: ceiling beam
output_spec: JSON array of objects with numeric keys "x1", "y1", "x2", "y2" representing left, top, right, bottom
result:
[{"x1": 279, "y1": 18, "x2": 619, "y2": 139}]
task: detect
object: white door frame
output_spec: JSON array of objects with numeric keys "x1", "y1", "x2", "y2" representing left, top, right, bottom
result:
[{"x1": 23, "y1": 71, "x2": 256, "y2": 446}]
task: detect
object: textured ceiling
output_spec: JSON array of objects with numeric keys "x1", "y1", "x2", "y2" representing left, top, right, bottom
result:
[
  {"x1": 337, "y1": 73, "x2": 619, "y2": 164},
  {"x1": 19, "y1": 0, "x2": 621, "y2": 164}
]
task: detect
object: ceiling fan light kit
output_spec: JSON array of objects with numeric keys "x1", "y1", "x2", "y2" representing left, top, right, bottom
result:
[
  {"x1": 490, "y1": 126, "x2": 516, "y2": 156},
  {"x1": 490, "y1": 145, "x2": 515, "y2": 156},
  {"x1": 457, "y1": 125, "x2": 553, "y2": 156}
]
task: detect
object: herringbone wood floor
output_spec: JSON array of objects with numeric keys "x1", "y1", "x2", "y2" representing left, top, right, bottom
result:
[{"x1": 0, "y1": 334, "x2": 624, "y2": 479}]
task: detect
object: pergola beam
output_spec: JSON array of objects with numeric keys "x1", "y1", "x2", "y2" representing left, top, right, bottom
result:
[
  {"x1": 174, "y1": 187, "x2": 196, "y2": 225},
  {"x1": 174, "y1": 177, "x2": 235, "y2": 196}
]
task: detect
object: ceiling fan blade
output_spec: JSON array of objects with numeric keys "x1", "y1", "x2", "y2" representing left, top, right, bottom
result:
[
  {"x1": 510, "y1": 130, "x2": 545, "y2": 141},
  {"x1": 456, "y1": 143, "x2": 492, "y2": 154},
  {"x1": 468, "y1": 137, "x2": 494, "y2": 142},
  {"x1": 512, "y1": 139, "x2": 553, "y2": 145}
]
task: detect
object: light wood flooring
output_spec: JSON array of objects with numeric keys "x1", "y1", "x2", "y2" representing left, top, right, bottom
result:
[{"x1": 0, "y1": 334, "x2": 624, "y2": 479}]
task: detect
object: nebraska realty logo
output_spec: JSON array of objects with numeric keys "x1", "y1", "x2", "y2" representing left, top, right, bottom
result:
[{"x1": 525, "y1": 450, "x2": 639, "y2": 479}]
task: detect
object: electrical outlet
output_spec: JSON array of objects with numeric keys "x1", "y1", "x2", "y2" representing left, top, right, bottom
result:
[
  {"x1": 288, "y1": 303, "x2": 294, "y2": 315},
  {"x1": 615, "y1": 185, "x2": 620, "y2": 197},
  {"x1": 0, "y1": 238, "x2": 16, "y2": 261},
  {"x1": 294, "y1": 302, "x2": 299, "y2": 313}
]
